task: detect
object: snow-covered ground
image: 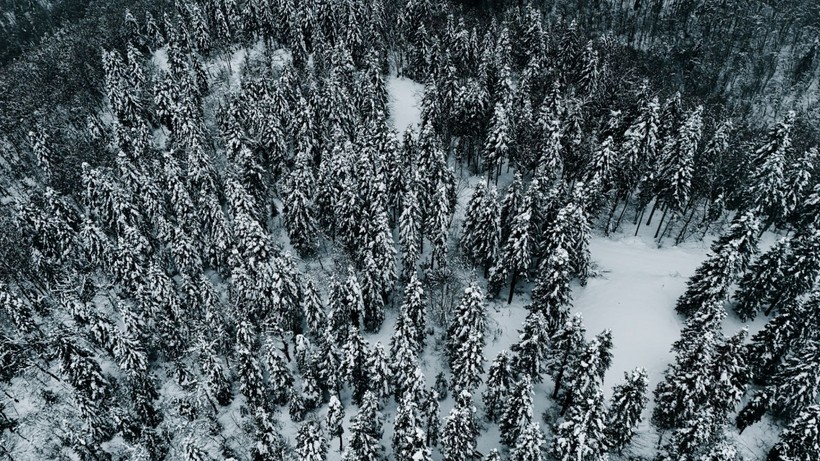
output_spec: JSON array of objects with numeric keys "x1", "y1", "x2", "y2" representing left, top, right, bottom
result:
[{"x1": 387, "y1": 76, "x2": 425, "y2": 134}]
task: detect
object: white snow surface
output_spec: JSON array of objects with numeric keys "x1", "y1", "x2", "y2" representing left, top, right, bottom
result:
[{"x1": 387, "y1": 76, "x2": 425, "y2": 134}]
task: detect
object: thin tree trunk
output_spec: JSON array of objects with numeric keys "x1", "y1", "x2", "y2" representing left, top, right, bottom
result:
[
  {"x1": 613, "y1": 191, "x2": 634, "y2": 232},
  {"x1": 674, "y1": 199, "x2": 700, "y2": 245},
  {"x1": 552, "y1": 351, "x2": 570, "y2": 399},
  {"x1": 658, "y1": 213, "x2": 676, "y2": 244},
  {"x1": 634, "y1": 206, "x2": 646, "y2": 236},
  {"x1": 645, "y1": 199, "x2": 660, "y2": 225},
  {"x1": 507, "y1": 271, "x2": 518, "y2": 304},
  {"x1": 604, "y1": 195, "x2": 620, "y2": 235},
  {"x1": 654, "y1": 208, "x2": 668, "y2": 239},
  {"x1": 559, "y1": 391, "x2": 573, "y2": 416}
]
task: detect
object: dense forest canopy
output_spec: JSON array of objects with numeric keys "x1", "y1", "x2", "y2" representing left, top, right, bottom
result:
[{"x1": 2, "y1": 0, "x2": 820, "y2": 460}]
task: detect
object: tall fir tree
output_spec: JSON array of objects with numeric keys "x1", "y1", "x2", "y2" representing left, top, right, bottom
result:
[
  {"x1": 441, "y1": 391, "x2": 480, "y2": 461},
  {"x1": 296, "y1": 419, "x2": 329, "y2": 461},
  {"x1": 483, "y1": 350, "x2": 515, "y2": 422},
  {"x1": 447, "y1": 282, "x2": 488, "y2": 369},
  {"x1": 767, "y1": 404, "x2": 820, "y2": 461},
  {"x1": 605, "y1": 368, "x2": 649, "y2": 454},
  {"x1": 499, "y1": 374, "x2": 534, "y2": 446},
  {"x1": 676, "y1": 210, "x2": 760, "y2": 316},
  {"x1": 551, "y1": 389, "x2": 609, "y2": 461},
  {"x1": 511, "y1": 312, "x2": 551, "y2": 382}
]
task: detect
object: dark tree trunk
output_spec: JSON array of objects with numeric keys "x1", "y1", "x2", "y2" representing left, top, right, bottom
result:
[
  {"x1": 507, "y1": 271, "x2": 518, "y2": 304},
  {"x1": 654, "y1": 207, "x2": 668, "y2": 239}
]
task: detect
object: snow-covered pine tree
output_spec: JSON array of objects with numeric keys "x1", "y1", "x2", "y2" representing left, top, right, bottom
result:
[
  {"x1": 548, "y1": 313, "x2": 587, "y2": 399},
  {"x1": 465, "y1": 184, "x2": 502, "y2": 276},
  {"x1": 709, "y1": 329, "x2": 750, "y2": 420},
  {"x1": 393, "y1": 394, "x2": 430, "y2": 461},
  {"x1": 500, "y1": 172, "x2": 524, "y2": 242},
  {"x1": 428, "y1": 177, "x2": 451, "y2": 270},
  {"x1": 764, "y1": 338, "x2": 820, "y2": 419},
  {"x1": 296, "y1": 419, "x2": 328, "y2": 461},
  {"x1": 656, "y1": 105, "x2": 703, "y2": 215},
  {"x1": 551, "y1": 389, "x2": 608, "y2": 461},
  {"x1": 586, "y1": 135, "x2": 616, "y2": 188},
  {"x1": 559, "y1": 332, "x2": 610, "y2": 415},
  {"x1": 361, "y1": 209, "x2": 396, "y2": 332},
  {"x1": 391, "y1": 313, "x2": 421, "y2": 401},
  {"x1": 283, "y1": 151, "x2": 319, "y2": 255},
  {"x1": 447, "y1": 282, "x2": 488, "y2": 369},
  {"x1": 367, "y1": 341, "x2": 392, "y2": 401},
  {"x1": 510, "y1": 422, "x2": 547, "y2": 461},
  {"x1": 343, "y1": 326, "x2": 371, "y2": 404},
  {"x1": 450, "y1": 329, "x2": 486, "y2": 393},
  {"x1": 783, "y1": 147, "x2": 817, "y2": 226},
  {"x1": 744, "y1": 290, "x2": 820, "y2": 384},
  {"x1": 328, "y1": 268, "x2": 365, "y2": 344},
  {"x1": 401, "y1": 272, "x2": 427, "y2": 349},
  {"x1": 605, "y1": 367, "x2": 649, "y2": 454},
  {"x1": 302, "y1": 277, "x2": 326, "y2": 339},
  {"x1": 658, "y1": 408, "x2": 722, "y2": 461},
  {"x1": 343, "y1": 392, "x2": 384, "y2": 461},
  {"x1": 767, "y1": 404, "x2": 820, "y2": 461},
  {"x1": 733, "y1": 237, "x2": 790, "y2": 321},
  {"x1": 441, "y1": 392, "x2": 480, "y2": 461},
  {"x1": 529, "y1": 247, "x2": 572, "y2": 334},
  {"x1": 484, "y1": 102, "x2": 510, "y2": 184},
  {"x1": 462, "y1": 182, "x2": 488, "y2": 262},
  {"x1": 748, "y1": 111, "x2": 795, "y2": 229},
  {"x1": 252, "y1": 407, "x2": 289, "y2": 461},
  {"x1": 422, "y1": 387, "x2": 442, "y2": 446},
  {"x1": 197, "y1": 338, "x2": 232, "y2": 406},
  {"x1": 489, "y1": 192, "x2": 532, "y2": 303},
  {"x1": 400, "y1": 177, "x2": 422, "y2": 279},
  {"x1": 701, "y1": 442, "x2": 742, "y2": 461},
  {"x1": 535, "y1": 98, "x2": 563, "y2": 178},
  {"x1": 483, "y1": 350, "x2": 515, "y2": 422},
  {"x1": 611, "y1": 96, "x2": 659, "y2": 228},
  {"x1": 772, "y1": 228, "x2": 820, "y2": 316},
  {"x1": 676, "y1": 210, "x2": 760, "y2": 317},
  {"x1": 264, "y1": 341, "x2": 293, "y2": 406},
  {"x1": 499, "y1": 374, "x2": 534, "y2": 446},
  {"x1": 652, "y1": 330, "x2": 717, "y2": 430},
  {"x1": 327, "y1": 395, "x2": 345, "y2": 452},
  {"x1": 511, "y1": 312, "x2": 550, "y2": 381}
]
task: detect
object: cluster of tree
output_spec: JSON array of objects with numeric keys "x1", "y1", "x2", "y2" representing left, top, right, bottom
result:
[{"x1": 1, "y1": 0, "x2": 820, "y2": 459}]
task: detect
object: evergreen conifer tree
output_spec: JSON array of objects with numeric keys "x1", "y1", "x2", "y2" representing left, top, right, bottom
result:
[
  {"x1": 441, "y1": 392, "x2": 480, "y2": 461},
  {"x1": 327, "y1": 395, "x2": 345, "y2": 452},
  {"x1": 529, "y1": 248, "x2": 572, "y2": 333},
  {"x1": 510, "y1": 422, "x2": 546, "y2": 461},
  {"x1": 499, "y1": 375, "x2": 534, "y2": 446},
  {"x1": 767, "y1": 404, "x2": 820, "y2": 461},
  {"x1": 490, "y1": 193, "x2": 532, "y2": 303},
  {"x1": 548, "y1": 314, "x2": 587, "y2": 399},
  {"x1": 511, "y1": 312, "x2": 550, "y2": 381},
  {"x1": 605, "y1": 368, "x2": 649, "y2": 454},
  {"x1": 551, "y1": 389, "x2": 609, "y2": 461},
  {"x1": 676, "y1": 210, "x2": 760, "y2": 316},
  {"x1": 367, "y1": 341, "x2": 392, "y2": 401},
  {"x1": 447, "y1": 282, "x2": 488, "y2": 370},
  {"x1": 483, "y1": 350, "x2": 515, "y2": 422},
  {"x1": 296, "y1": 419, "x2": 329, "y2": 461}
]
